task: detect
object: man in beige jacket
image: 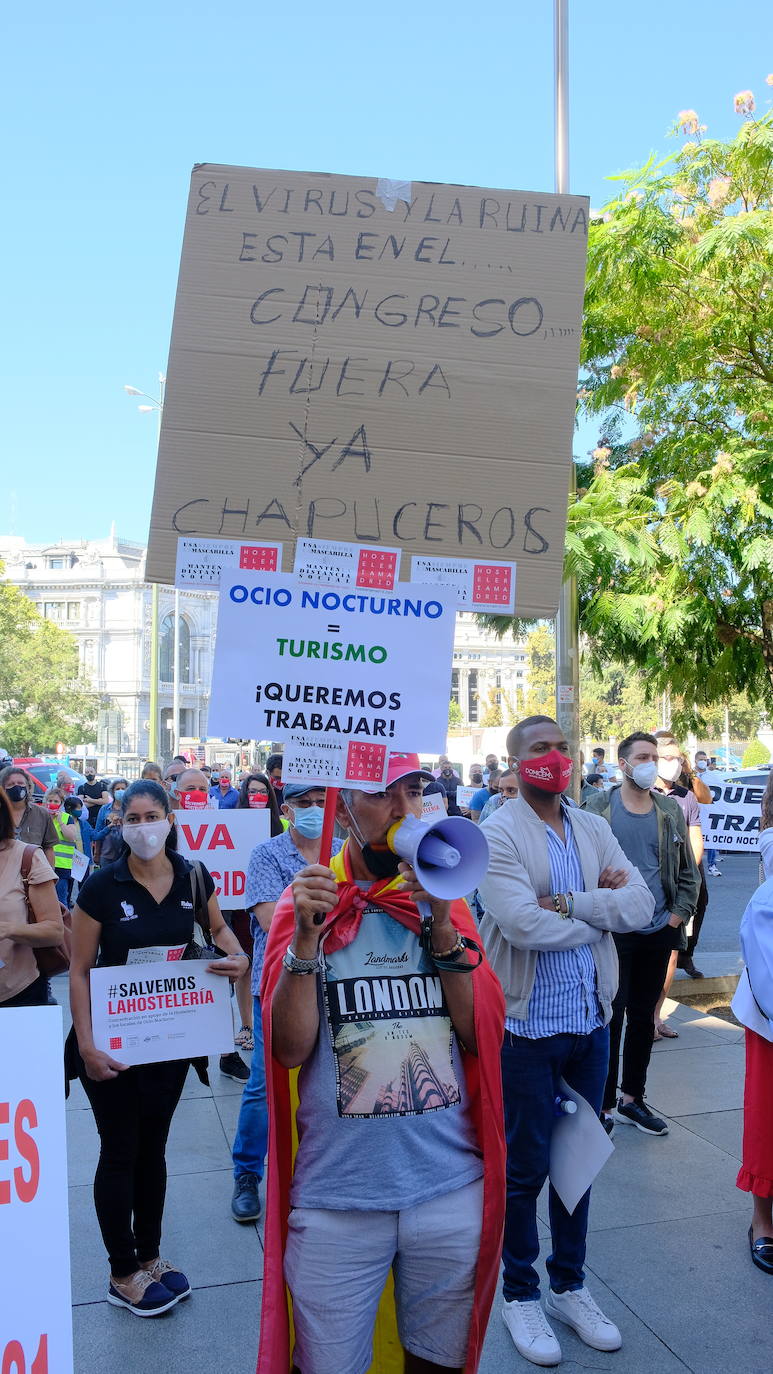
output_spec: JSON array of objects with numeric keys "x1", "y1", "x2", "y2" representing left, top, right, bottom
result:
[{"x1": 478, "y1": 715, "x2": 653, "y2": 1368}]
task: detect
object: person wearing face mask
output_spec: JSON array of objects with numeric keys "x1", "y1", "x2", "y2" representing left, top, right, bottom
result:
[
  {"x1": 584, "y1": 732, "x2": 699, "y2": 1138},
  {"x1": 43, "y1": 786, "x2": 80, "y2": 905},
  {"x1": 67, "y1": 779, "x2": 249, "y2": 1317},
  {"x1": 162, "y1": 761, "x2": 186, "y2": 797},
  {"x1": 652, "y1": 731, "x2": 708, "y2": 1000},
  {"x1": 94, "y1": 778, "x2": 129, "y2": 833},
  {"x1": 477, "y1": 717, "x2": 652, "y2": 1366},
  {"x1": 258, "y1": 753, "x2": 505, "y2": 1374},
  {"x1": 78, "y1": 768, "x2": 111, "y2": 827},
  {"x1": 229, "y1": 781, "x2": 342, "y2": 1225},
  {"x1": 265, "y1": 752, "x2": 284, "y2": 804},
  {"x1": 469, "y1": 770, "x2": 501, "y2": 823},
  {"x1": 0, "y1": 765, "x2": 58, "y2": 866},
  {"x1": 210, "y1": 767, "x2": 239, "y2": 809}
]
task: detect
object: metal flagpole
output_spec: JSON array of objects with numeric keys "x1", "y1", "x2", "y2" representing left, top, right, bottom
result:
[{"x1": 553, "y1": 0, "x2": 581, "y2": 794}]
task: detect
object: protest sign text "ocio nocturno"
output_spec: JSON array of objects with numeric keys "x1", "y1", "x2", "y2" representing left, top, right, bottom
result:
[{"x1": 227, "y1": 583, "x2": 445, "y2": 618}]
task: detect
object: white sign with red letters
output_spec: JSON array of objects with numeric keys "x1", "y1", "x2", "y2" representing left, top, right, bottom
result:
[
  {"x1": 0, "y1": 1007, "x2": 73, "y2": 1372},
  {"x1": 174, "y1": 808, "x2": 272, "y2": 905}
]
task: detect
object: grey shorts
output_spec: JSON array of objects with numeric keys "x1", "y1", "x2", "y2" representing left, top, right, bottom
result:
[{"x1": 284, "y1": 1176, "x2": 484, "y2": 1374}]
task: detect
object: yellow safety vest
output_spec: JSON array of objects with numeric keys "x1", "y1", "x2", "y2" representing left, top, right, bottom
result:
[{"x1": 52, "y1": 814, "x2": 76, "y2": 871}]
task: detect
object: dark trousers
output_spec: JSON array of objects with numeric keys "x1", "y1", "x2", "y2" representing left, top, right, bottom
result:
[
  {"x1": 685, "y1": 870, "x2": 708, "y2": 958},
  {"x1": 603, "y1": 927, "x2": 674, "y2": 1111},
  {"x1": 80, "y1": 1060, "x2": 189, "y2": 1276},
  {"x1": 501, "y1": 1024, "x2": 610, "y2": 1301},
  {"x1": 1, "y1": 974, "x2": 48, "y2": 1007}
]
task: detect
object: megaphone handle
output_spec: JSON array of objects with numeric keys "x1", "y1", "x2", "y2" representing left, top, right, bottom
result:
[
  {"x1": 417, "y1": 898, "x2": 434, "y2": 953},
  {"x1": 313, "y1": 787, "x2": 340, "y2": 926}
]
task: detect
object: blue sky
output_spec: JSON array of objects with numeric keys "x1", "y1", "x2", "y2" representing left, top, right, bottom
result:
[{"x1": 4, "y1": 0, "x2": 771, "y2": 546}]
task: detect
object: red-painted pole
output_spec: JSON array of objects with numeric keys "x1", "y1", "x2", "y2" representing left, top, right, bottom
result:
[{"x1": 319, "y1": 786, "x2": 339, "y2": 868}]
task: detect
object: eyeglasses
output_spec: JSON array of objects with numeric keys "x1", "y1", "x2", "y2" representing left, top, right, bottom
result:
[{"x1": 292, "y1": 797, "x2": 325, "y2": 809}]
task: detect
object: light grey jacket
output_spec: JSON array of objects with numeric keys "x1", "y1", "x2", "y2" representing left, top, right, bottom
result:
[{"x1": 478, "y1": 795, "x2": 655, "y2": 1023}]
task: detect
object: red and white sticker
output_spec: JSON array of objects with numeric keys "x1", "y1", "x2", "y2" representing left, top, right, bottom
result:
[
  {"x1": 175, "y1": 537, "x2": 281, "y2": 587},
  {"x1": 284, "y1": 734, "x2": 389, "y2": 789},
  {"x1": 411, "y1": 555, "x2": 516, "y2": 614},
  {"x1": 294, "y1": 539, "x2": 401, "y2": 590}
]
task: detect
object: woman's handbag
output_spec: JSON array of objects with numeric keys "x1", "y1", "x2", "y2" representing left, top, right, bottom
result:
[
  {"x1": 20, "y1": 844, "x2": 72, "y2": 976},
  {"x1": 183, "y1": 861, "x2": 218, "y2": 959}
]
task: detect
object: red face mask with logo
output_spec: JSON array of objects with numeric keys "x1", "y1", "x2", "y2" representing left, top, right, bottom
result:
[
  {"x1": 177, "y1": 790, "x2": 209, "y2": 810},
  {"x1": 248, "y1": 792, "x2": 268, "y2": 808},
  {"x1": 519, "y1": 749, "x2": 573, "y2": 794}
]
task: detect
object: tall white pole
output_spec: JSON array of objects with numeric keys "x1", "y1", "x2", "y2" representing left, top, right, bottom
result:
[
  {"x1": 173, "y1": 587, "x2": 180, "y2": 756},
  {"x1": 553, "y1": 0, "x2": 580, "y2": 792}
]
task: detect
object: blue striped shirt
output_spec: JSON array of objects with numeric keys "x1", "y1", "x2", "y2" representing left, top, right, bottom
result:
[{"x1": 506, "y1": 809, "x2": 603, "y2": 1039}]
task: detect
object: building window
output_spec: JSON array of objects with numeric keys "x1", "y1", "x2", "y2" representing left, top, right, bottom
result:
[
  {"x1": 43, "y1": 601, "x2": 65, "y2": 622},
  {"x1": 468, "y1": 670, "x2": 478, "y2": 723},
  {"x1": 47, "y1": 556, "x2": 66, "y2": 570},
  {"x1": 67, "y1": 601, "x2": 80, "y2": 623},
  {"x1": 451, "y1": 669, "x2": 459, "y2": 705},
  {"x1": 160, "y1": 613, "x2": 192, "y2": 683}
]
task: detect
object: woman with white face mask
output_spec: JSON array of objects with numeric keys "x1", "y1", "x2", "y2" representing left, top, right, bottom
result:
[{"x1": 67, "y1": 780, "x2": 249, "y2": 1318}]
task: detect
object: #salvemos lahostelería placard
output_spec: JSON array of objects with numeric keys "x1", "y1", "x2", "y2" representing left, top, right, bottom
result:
[
  {"x1": 207, "y1": 569, "x2": 456, "y2": 756},
  {"x1": 146, "y1": 166, "x2": 589, "y2": 619}
]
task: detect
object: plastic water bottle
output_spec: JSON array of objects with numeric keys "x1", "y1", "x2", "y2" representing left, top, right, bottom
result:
[{"x1": 554, "y1": 1095, "x2": 578, "y2": 1117}]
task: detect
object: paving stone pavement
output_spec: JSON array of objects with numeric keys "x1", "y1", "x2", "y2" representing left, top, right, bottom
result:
[{"x1": 63, "y1": 987, "x2": 767, "y2": 1374}]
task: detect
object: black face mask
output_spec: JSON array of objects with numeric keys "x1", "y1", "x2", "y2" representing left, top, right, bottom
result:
[
  {"x1": 361, "y1": 843, "x2": 402, "y2": 880},
  {"x1": 6, "y1": 784, "x2": 27, "y2": 803}
]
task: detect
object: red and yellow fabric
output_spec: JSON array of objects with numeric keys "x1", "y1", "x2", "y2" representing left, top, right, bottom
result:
[{"x1": 257, "y1": 842, "x2": 506, "y2": 1373}]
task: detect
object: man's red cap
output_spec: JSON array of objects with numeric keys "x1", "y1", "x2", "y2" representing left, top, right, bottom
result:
[{"x1": 360, "y1": 751, "x2": 434, "y2": 792}]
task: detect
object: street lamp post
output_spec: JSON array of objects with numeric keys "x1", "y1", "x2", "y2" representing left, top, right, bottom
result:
[{"x1": 124, "y1": 374, "x2": 168, "y2": 761}]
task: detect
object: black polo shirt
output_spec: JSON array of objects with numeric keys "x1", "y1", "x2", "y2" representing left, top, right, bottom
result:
[{"x1": 77, "y1": 851, "x2": 214, "y2": 967}]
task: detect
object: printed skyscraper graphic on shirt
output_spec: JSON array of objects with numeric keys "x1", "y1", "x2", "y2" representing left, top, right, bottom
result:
[{"x1": 321, "y1": 905, "x2": 461, "y2": 1119}]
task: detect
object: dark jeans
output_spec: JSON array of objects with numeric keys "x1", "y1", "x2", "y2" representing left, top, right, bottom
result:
[
  {"x1": 685, "y1": 869, "x2": 708, "y2": 958},
  {"x1": 501, "y1": 1024, "x2": 610, "y2": 1301},
  {"x1": 80, "y1": 1059, "x2": 189, "y2": 1277},
  {"x1": 1, "y1": 974, "x2": 48, "y2": 1007},
  {"x1": 604, "y1": 926, "x2": 675, "y2": 1111}
]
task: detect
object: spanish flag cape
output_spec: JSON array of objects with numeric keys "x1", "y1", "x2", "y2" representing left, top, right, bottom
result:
[{"x1": 257, "y1": 843, "x2": 506, "y2": 1373}]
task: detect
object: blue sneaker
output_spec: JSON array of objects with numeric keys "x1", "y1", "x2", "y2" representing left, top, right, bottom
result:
[
  {"x1": 108, "y1": 1270, "x2": 179, "y2": 1316},
  {"x1": 142, "y1": 1257, "x2": 192, "y2": 1300}
]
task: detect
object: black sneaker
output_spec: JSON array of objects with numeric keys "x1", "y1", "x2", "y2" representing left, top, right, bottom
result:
[
  {"x1": 219, "y1": 1051, "x2": 249, "y2": 1083},
  {"x1": 600, "y1": 1113, "x2": 615, "y2": 1137},
  {"x1": 614, "y1": 1097, "x2": 669, "y2": 1135},
  {"x1": 232, "y1": 1172, "x2": 262, "y2": 1222},
  {"x1": 677, "y1": 955, "x2": 704, "y2": 978}
]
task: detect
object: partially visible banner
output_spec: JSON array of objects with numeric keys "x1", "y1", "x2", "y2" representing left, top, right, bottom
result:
[
  {"x1": 699, "y1": 775, "x2": 766, "y2": 850},
  {"x1": 1, "y1": 1007, "x2": 73, "y2": 1372},
  {"x1": 175, "y1": 809, "x2": 272, "y2": 902}
]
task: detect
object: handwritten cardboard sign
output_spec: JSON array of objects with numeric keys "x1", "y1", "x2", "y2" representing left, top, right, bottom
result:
[
  {"x1": 146, "y1": 166, "x2": 589, "y2": 617},
  {"x1": 207, "y1": 569, "x2": 457, "y2": 756}
]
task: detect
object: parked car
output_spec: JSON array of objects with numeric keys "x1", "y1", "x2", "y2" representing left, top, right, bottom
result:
[{"x1": 12, "y1": 758, "x2": 88, "y2": 799}]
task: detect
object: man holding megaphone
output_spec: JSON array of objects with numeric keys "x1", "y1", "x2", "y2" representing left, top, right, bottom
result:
[{"x1": 257, "y1": 751, "x2": 506, "y2": 1374}]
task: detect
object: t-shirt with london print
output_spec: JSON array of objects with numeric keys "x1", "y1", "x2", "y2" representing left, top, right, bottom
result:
[
  {"x1": 290, "y1": 901, "x2": 482, "y2": 1211},
  {"x1": 322, "y1": 904, "x2": 461, "y2": 1119}
]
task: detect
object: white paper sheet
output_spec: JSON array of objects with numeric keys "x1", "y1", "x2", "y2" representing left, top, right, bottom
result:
[{"x1": 549, "y1": 1077, "x2": 614, "y2": 1215}]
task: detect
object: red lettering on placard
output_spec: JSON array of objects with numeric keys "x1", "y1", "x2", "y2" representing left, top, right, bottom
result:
[
  {"x1": 0, "y1": 1102, "x2": 9, "y2": 1205},
  {"x1": 210, "y1": 824, "x2": 235, "y2": 850},
  {"x1": 179, "y1": 822, "x2": 207, "y2": 850},
  {"x1": 13, "y1": 1100, "x2": 39, "y2": 1203},
  {"x1": 1, "y1": 1334, "x2": 49, "y2": 1373}
]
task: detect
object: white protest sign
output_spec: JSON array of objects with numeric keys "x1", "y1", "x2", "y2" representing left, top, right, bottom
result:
[
  {"x1": 411, "y1": 554, "x2": 516, "y2": 614},
  {"x1": 70, "y1": 849, "x2": 89, "y2": 882},
  {"x1": 549, "y1": 1077, "x2": 614, "y2": 1215},
  {"x1": 146, "y1": 166, "x2": 589, "y2": 619},
  {"x1": 208, "y1": 570, "x2": 457, "y2": 769},
  {"x1": 175, "y1": 809, "x2": 272, "y2": 904},
  {"x1": 456, "y1": 786, "x2": 477, "y2": 810},
  {"x1": 294, "y1": 538, "x2": 401, "y2": 590},
  {"x1": 283, "y1": 732, "x2": 390, "y2": 789},
  {"x1": 0, "y1": 1007, "x2": 73, "y2": 1372},
  {"x1": 90, "y1": 963, "x2": 233, "y2": 1066},
  {"x1": 699, "y1": 775, "x2": 765, "y2": 851},
  {"x1": 422, "y1": 791, "x2": 447, "y2": 822},
  {"x1": 175, "y1": 536, "x2": 281, "y2": 588}
]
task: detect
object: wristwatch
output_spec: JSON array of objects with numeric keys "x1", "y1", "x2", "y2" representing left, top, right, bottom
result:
[{"x1": 282, "y1": 944, "x2": 322, "y2": 975}]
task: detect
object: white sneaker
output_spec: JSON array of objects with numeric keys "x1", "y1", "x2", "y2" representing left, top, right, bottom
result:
[
  {"x1": 545, "y1": 1286, "x2": 622, "y2": 1351},
  {"x1": 708, "y1": 865, "x2": 722, "y2": 876},
  {"x1": 502, "y1": 1298, "x2": 562, "y2": 1366}
]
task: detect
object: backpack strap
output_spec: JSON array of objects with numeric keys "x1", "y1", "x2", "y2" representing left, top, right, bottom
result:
[{"x1": 189, "y1": 861, "x2": 212, "y2": 943}]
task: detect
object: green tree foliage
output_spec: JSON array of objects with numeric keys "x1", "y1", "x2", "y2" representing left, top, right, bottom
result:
[
  {"x1": 741, "y1": 738, "x2": 771, "y2": 767},
  {"x1": 523, "y1": 627, "x2": 556, "y2": 718},
  {"x1": 570, "y1": 91, "x2": 773, "y2": 731},
  {"x1": 480, "y1": 689, "x2": 504, "y2": 728},
  {"x1": 0, "y1": 572, "x2": 98, "y2": 755},
  {"x1": 448, "y1": 697, "x2": 464, "y2": 728}
]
